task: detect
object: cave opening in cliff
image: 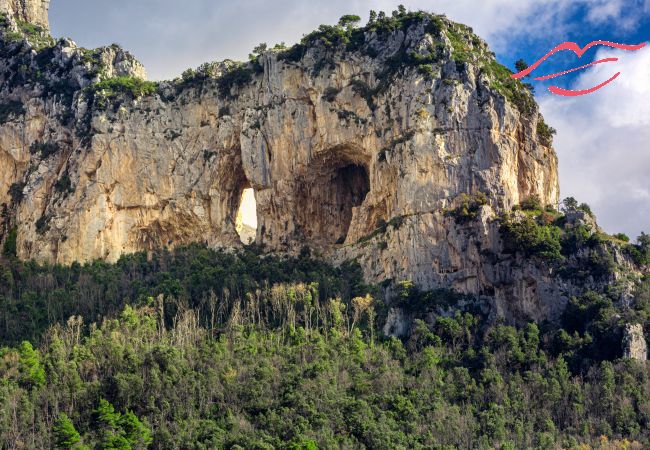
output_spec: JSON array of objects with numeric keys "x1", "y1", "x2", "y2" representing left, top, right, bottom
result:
[
  {"x1": 296, "y1": 157, "x2": 370, "y2": 247},
  {"x1": 235, "y1": 187, "x2": 257, "y2": 245}
]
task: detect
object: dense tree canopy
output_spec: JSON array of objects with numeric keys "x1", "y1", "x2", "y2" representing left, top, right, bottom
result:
[
  {"x1": 1, "y1": 192, "x2": 649, "y2": 449},
  {"x1": 0, "y1": 243, "x2": 649, "y2": 448}
]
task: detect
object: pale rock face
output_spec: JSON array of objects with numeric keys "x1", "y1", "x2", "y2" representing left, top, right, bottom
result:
[
  {"x1": 334, "y1": 205, "x2": 570, "y2": 324},
  {"x1": 0, "y1": 0, "x2": 48, "y2": 29},
  {"x1": 98, "y1": 45, "x2": 148, "y2": 81},
  {"x1": 0, "y1": 13, "x2": 570, "y2": 322},
  {"x1": 383, "y1": 307, "x2": 409, "y2": 337},
  {"x1": 623, "y1": 324, "x2": 647, "y2": 361}
]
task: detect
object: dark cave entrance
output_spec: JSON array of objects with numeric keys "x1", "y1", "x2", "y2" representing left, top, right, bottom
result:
[{"x1": 296, "y1": 157, "x2": 370, "y2": 247}]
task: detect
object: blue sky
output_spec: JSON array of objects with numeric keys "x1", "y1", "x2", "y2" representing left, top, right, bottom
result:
[
  {"x1": 497, "y1": 1, "x2": 650, "y2": 92},
  {"x1": 49, "y1": 0, "x2": 650, "y2": 239}
]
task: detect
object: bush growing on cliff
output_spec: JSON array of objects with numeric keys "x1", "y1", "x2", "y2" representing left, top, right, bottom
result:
[
  {"x1": 356, "y1": 215, "x2": 406, "y2": 245},
  {"x1": 500, "y1": 214, "x2": 563, "y2": 261},
  {"x1": 216, "y1": 63, "x2": 255, "y2": 98},
  {"x1": 29, "y1": 141, "x2": 59, "y2": 158},
  {"x1": 519, "y1": 194, "x2": 543, "y2": 213},
  {"x1": 322, "y1": 86, "x2": 341, "y2": 102},
  {"x1": 515, "y1": 58, "x2": 529, "y2": 74},
  {"x1": 628, "y1": 232, "x2": 650, "y2": 266},
  {"x1": 178, "y1": 61, "x2": 227, "y2": 89},
  {"x1": 614, "y1": 233, "x2": 630, "y2": 242},
  {"x1": 446, "y1": 192, "x2": 488, "y2": 224},
  {"x1": 90, "y1": 76, "x2": 158, "y2": 102},
  {"x1": 8, "y1": 181, "x2": 25, "y2": 203},
  {"x1": 302, "y1": 24, "x2": 352, "y2": 49},
  {"x1": 54, "y1": 174, "x2": 73, "y2": 193},
  {"x1": 562, "y1": 196, "x2": 579, "y2": 212},
  {"x1": 248, "y1": 42, "x2": 268, "y2": 61},
  {"x1": 578, "y1": 202, "x2": 594, "y2": 217},
  {"x1": 35, "y1": 214, "x2": 50, "y2": 234},
  {"x1": 2, "y1": 226, "x2": 17, "y2": 257},
  {"x1": 338, "y1": 14, "x2": 362, "y2": 29},
  {"x1": 537, "y1": 118, "x2": 557, "y2": 146}
]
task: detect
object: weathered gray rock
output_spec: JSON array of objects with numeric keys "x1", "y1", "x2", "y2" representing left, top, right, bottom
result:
[
  {"x1": 623, "y1": 324, "x2": 647, "y2": 361},
  {"x1": 383, "y1": 307, "x2": 409, "y2": 337}
]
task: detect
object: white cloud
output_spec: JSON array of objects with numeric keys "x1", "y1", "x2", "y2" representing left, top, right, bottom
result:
[
  {"x1": 584, "y1": 0, "x2": 649, "y2": 29},
  {"x1": 574, "y1": 46, "x2": 650, "y2": 126},
  {"x1": 539, "y1": 45, "x2": 650, "y2": 238}
]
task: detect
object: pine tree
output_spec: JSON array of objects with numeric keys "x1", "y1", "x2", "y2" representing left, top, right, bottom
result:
[
  {"x1": 119, "y1": 411, "x2": 153, "y2": 449},
  {"x1": 338, "y1": 14, "x2": 361, "y2": 30},
  {"x1": 96, "y1": 399, "x2": 128, "y2": 449},
  {"x1": 18, "y1": 341, "x2": 45, "y2": 388},
  {"x1": 53, "y1": 413, "x2": 82, "y2": 449},
  {"x1": 95, "y1": 399, "x2": 152, "y2": 449},
  {"x1": 515, "y1": 58, "x2": 529, "y2": 74}
]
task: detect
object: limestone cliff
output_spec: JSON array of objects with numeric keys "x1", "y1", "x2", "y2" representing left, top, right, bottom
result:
[
  {"x1": 0, "y1": 0, "x2": 48, "y2": 29},
  {"x1": 2, "y1": 5, "x2": 643, "y2": 325},
  {"x1": 623, "y1": 324, "x2": 647, "y2": 361}
]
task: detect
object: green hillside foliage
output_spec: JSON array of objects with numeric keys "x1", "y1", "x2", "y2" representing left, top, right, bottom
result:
[
  {"x1": 0, "y1": 234, "x2": 649, "y2": 447},
  {"x1": 0, "y1": 245, "x2": 369, "y2": 344},
  {"x1": 89, "y1": 76, "x2": 158, "y2": 107},
  {"x1": 1, "y1": 287, "x2": 650, "y2": 448}
]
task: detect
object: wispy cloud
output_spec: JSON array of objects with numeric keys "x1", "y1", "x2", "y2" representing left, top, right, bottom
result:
[
  {"x1": 585, "y1": 0, "x2": 647, "y2": 30},
  {"x1": 539, "y1": 45, "x2": 650, "y2": 238}
]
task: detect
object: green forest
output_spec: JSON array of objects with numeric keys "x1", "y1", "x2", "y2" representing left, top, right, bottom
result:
[{"x1": 0, "y1": 242, "x2": 649, "y2": 449}]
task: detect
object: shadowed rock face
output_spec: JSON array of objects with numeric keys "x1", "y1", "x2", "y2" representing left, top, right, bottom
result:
[
  {"x1": 0, "y1": 9, "x2": 570, "y2": 322},
  {"x1": 294, "y1": 150, "x2": 370, "y2": 247}
]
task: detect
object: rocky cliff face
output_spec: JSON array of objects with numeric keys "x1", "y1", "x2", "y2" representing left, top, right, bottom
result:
[
  {"x1": 623, "y1": 324, "x2": 648, "y2": 361},
  {"x1": 0, "y1": 0, "x2": 48, "y2": 29},
  {"x1": 3, "y1": 5, "x2": 643, "y2": 325}
]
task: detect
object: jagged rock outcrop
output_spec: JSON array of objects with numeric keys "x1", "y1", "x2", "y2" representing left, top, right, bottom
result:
[
  {"x1": 623, "y1": 324, "x2": 647, "y2": 361},
  {"x1": 6, "y1": 4, "x2": 642, "y2": 325}
]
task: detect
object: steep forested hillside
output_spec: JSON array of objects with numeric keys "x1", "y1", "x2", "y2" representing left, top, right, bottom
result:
[{"x1": 1, "y1": 232, "x2": 650, "y2": 448}]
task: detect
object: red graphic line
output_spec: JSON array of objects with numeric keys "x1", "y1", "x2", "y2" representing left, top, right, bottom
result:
[
  {"x1": 548, "y1": 71, "x2": 620, "y2": 97},
  {"x1": 511, "y1": 41, "x2": 646, "y2": 79},
  {"x1": 533, "y1": 57, "x2": 618, "y2": 81}
]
